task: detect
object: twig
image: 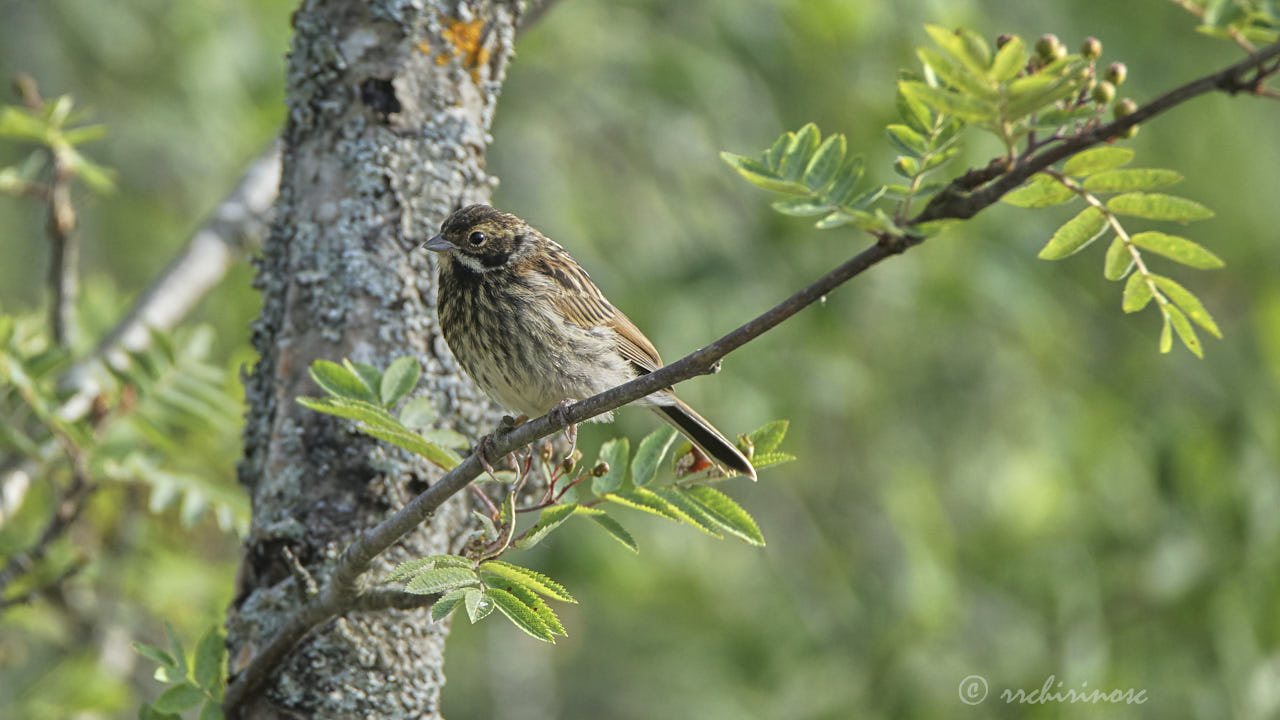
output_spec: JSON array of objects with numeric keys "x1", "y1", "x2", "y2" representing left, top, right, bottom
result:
[
  {"x1": 224, "y1": 34, "x2": 1280, "y2": 720},
  {"x1": 57, "y1": 142, "x2": 282, "y2": 422}
]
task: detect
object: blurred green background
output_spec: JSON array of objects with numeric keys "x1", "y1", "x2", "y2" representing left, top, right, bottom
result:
[{"x1": 3, "y1": 0, "x2": 1279, "y2": 718}]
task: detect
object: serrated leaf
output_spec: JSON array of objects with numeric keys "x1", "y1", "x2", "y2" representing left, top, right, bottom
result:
[
  {"x1": 749, "y1": 452, "x2": 796, "y2": 470},
  {"x1": 404, "y1": 567, "x2": 481, "y2": 595},
  {"x1": 606, "y1": 486, "x2": 683, "y2": 521},
  {"x1": 825, "y1": 155, "x2": 867, "y2": 207},
  {"x1": 1122, "y1": 273, "x2": 1154, "y2": 313},
  {"x1": 653, "y1": 488, "x2": 723, "y2": 538},
  {"x1": 1002, "y1": 174, "x2": 1076, "y2": 208},
  {"x1": 503, "y1": 581, "x2": 567, "y2": 637},
  {"x1": 1039, "y1": 206, "x2": 1108, "y2": 259},
  {"x1": 1082, "y1": 168, "x2": 1183, "y2": 193},
  {"x1": 746, "y1": 420, "x2": 789, "y2": 454},
  {"x1": 917, "y1": 47, "x2": 996, "y2": 98},
  {"x1": 486, "y1": 587, "x2": 555, "y2": 642},
  {"x1": 511, "y1": 503, "x2": 580, "y2": 550},
  {"x1": 899, "y1": 81, "x2": 993, "y2": 123},
  {"x1": 152, "y1": 684, "x2": 204, "y2": 714},
  {"x1": 1063, "y1": 147, "x2": 1134, "y2": 177},
  {"x1": 419, "y1": 428, "x2": 471, "y2": 449},
  {"x1": 464, "y1": 587, "x2": 494, "y2": 622},
  {"x1": 764, "y1": 133, "x2": 791, "y2": 172},
  {"x1": 587, "y1": 512, "x2": 638, "y2": 552},
  {"x1": 803, "y1": 133, "x2": 846, "y2": 189},
  {"x1": 480, "y1": 560, "x2": 576, "y2": 603},
  {"x1": 193, "y1": 628, "x2": 225, "y2": 691},
  {"x1": 719, "y1": 152, "x2": 810, "y2": 195},
  {"x1": 431, "y1": 588, "x2": 468, "y2": 622},
  {"x1": 1107, "y1": 193, "x2": 1214, "y2": 222},
  {"x1": 1130, "y1": 231, "x2": 1224, "y2": 269},
  {"x1": 591, "y1": 438, "x2": 630, "y2": 495},
  {"x1": 896, "y1": 89, "x2": 933, "y2": 133},
  {"x1": 1103, "y1": 235, "x2": 1134, "y2": 280},
  {"x1": 165, "y1": 622, "x2": 188, "y2": 676},
  {"x1": 924, "y1": 24, "x2": 991, "y2": 76},
  {"x1": 358, "y1": 424, "x2": 462, "y2": 469},
  {"x1": 345, "y1": 360, "x2": 383, "y2": 398},
  {"x1": 383, "y1": 557, "x2": 437, "y2": 583},
  {"x1": 397, "y1": 397, "x2": 437, "y2": 428},
  {"x1": 384, "y1": 554, "x2": 472, "y2": 583},
  {"x1": 309, "y1": 359, "x2": 377, "y2": 402},
  {"x1": 379, "y1": 356, "x2": 420, "y2": 407},
  {"x1": 772, "y1": 198, "x2": 832, "y2": 217},
  {"x1": 133, "y1": 642, "x2": 178, "y2": 669},
  {"x1": 632, "y1": 425, "x2": 677, "y2": 487},
  {"x1": 1003, "y1": 61, "x2": 1088, "y2": 119},
  {"x1": 683, "y1": 486, "x2": 766, "y2": 546},
  {"x1": 1165, "y1": 304, "x2": 1203, "y2": 357},
  {"x1": 989, "y1": 35, "x2": 1027, "y2": 82},
  {"x1": 779, "y1": 123, "x2": 821, "y2": 181},
  {"x1": 1152, "y1": 276, "x2": 1222, "y2": 337}
]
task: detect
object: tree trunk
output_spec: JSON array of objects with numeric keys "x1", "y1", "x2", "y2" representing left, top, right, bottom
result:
[{"x1": 228, "y1": 1, "x2": 519, "y2": 716}]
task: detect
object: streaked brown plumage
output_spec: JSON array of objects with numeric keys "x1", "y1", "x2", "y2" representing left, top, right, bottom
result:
[{"x1": 423, "y1": 204, "x2": 755, "y2": 480}]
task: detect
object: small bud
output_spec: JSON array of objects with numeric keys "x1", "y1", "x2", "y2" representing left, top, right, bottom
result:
[
  {"x1": 1091, "y1": 80, "x2": 1116, "y2": 104},
  {"x1": 561, "y1": 449, "x2": 582, "y2": 474},
  {"x1": 1114, "y1": 97, "x2": 1137, "y2": 118},
  {"x1": 1035, "y1": 33, "x2": 1063, "y2": 61},
  {"x1": 1119, "y1": 123, "x2": 1140, "y2": 139},
  {"x1": 591, "y1": 461, "x2": 610, "y2": 477},
  {"x1": 996, "y1": 34, "x2": 1014, "y2": 50},
  {"x1": 1105, "y1": 62, "x2": 1127, "y2": 85},
  {"x1": 1081, "y1": 37, "x2": 1102, "y2": 60}
]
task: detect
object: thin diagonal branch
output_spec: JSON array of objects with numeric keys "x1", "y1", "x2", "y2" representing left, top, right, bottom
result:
[{"x1": 225, "y1": 37, "x2": 1280, "y2": 716}]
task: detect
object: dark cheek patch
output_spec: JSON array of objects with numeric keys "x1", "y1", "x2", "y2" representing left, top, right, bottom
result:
[{"x1": 480, "y1": 249, "x2": 511, "y2": 268}]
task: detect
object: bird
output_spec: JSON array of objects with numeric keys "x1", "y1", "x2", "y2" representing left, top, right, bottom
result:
[{"x1": 422, "y1": 204, "x2": 756, "y2": 480}]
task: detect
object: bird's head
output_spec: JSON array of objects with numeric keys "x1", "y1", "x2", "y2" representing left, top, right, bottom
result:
[{"x1": 422, "y1": 204, "x2": 537, "y2": 271}]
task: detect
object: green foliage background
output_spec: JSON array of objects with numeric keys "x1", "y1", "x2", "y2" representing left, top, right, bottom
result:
[{"x1": 2, "y1": 0, "x2": 1279, "y2": 718}]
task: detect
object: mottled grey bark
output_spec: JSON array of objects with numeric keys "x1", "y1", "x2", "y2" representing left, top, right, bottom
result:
[{"x1": 228, "y1": 1, "x2": 519, "y2": 717}]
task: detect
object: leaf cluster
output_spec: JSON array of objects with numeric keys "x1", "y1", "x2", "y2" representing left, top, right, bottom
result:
[
  {"x1": 133, "y1": 623, "x2": 226, "y2": 720},
  {"x1": 0, "y1": 92, "x2": 115, "y2": 194},
  {"x1": 1003, "y1": 147, "x2": 1222, "y2": 356}
]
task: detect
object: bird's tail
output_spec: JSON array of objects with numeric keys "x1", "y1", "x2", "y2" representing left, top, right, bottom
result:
[{"x1": 651, "y1": 397, "x2": 756, "y2": 481}]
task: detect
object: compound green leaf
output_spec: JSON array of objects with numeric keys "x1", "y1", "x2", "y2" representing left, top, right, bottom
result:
[
  {"x1": 779, "y1": 123, "x2": 821, "y2": 181},
  {"x1": 653, "y1": 488, "x2": 723, "y2": 538},
  {"x1": 431, "y1": 588, "x2": 468, "y2": 622},
  {"x1": 719, "y1": 152, "x2": 810, "y2": 195},
  {"x1": 803, "y1": 133, "x2": 846, "y2": 189},
  {"x1": 606, "y1": 486, "x2": 683, "y2": 522},
  {"x1": 900, "y1": 81, "x2": 993, "y2": 123}
]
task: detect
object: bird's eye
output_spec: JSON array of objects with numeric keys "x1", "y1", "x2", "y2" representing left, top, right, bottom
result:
[{"x1": 468, "y1": 231, "x2": 487, "y2": 247}]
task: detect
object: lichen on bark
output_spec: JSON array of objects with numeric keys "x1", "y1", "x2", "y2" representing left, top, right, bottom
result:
[{"x1": 229, "y1": 1, "x2": 520, "y2": 717}]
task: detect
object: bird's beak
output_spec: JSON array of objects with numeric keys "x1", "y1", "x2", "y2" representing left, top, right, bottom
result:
[{"x1": 421, "y1": 234, "x2": 452, "y2": 252}]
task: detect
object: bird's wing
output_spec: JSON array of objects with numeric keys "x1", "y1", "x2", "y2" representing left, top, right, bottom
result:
[{"x1": 538, "y1": 246, "x2": 663, "y2": 374}]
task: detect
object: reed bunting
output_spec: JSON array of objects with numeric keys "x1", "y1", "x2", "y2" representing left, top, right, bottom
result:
[{"x1": 422, "y1": 204, "x2": 755, "y2": 480}]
